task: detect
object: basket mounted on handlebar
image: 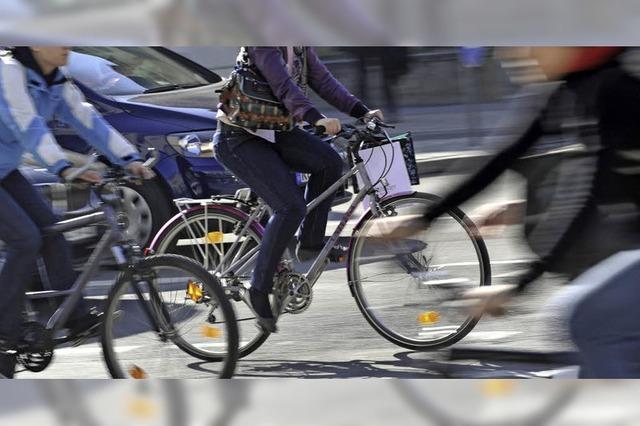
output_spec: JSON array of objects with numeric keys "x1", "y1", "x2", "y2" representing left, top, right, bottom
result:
[{"x1": 316, "y1": 119, "x2": 420, "y2": 193}]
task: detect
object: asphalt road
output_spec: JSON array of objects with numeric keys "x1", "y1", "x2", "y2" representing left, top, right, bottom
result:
[{"x1": 19, "y1": 170, "x2": 581, "y2": 380}]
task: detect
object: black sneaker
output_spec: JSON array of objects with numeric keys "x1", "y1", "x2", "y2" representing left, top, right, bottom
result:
[
  {"x1": 65, "y1": 307, "x2": 104, "y2": 340},
  {"x1": 0, "y1": 340, "x2": 16, "y2": 379},
  {"x1": 248, "y1": 288, "x2": 278, "y2": 333}
]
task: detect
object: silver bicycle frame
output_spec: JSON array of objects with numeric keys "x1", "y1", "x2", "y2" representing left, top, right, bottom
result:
[
  {"x1": 214, "y1": 159, "x2": 381, "y2": 288},
  {"x1": 22, "y1": 202, "x2": 126, "y2": 332}
]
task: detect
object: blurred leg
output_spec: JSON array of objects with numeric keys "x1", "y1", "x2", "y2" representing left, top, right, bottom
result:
[
  {"x1": 1, "y1": 171, "x2": 88, "y2": 319},
  {"x1": 214, "y1": 130, "x2": 306, "y2": 294},
  {"x1": 274, "y1": 128, "x2": 343, "y2": 250},
  {"x1": 568, "y1": 250, "x2": 640, "y2": 378},
  {"x1": 0, "y1": 175, "x2": 44, "y2": 377}
]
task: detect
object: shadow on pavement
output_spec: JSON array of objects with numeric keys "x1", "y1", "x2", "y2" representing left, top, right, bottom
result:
[{"x1": 199, "y1": 351, "x2": 449, "y2": 378}]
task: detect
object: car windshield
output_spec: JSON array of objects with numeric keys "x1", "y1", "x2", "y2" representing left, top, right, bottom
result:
[{"x1": 66, "y1": 47, "x2": 217, "y2": 96}]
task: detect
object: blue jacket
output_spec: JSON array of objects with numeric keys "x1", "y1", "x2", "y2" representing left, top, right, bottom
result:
[{"x1": 0, "y1": 54, "x2": 140, "y2": 180}]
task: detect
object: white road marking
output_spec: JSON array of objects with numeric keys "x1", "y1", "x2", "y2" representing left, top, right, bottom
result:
[{"x1": 465, "y1": 331, "x2": 522, "y2": 340}]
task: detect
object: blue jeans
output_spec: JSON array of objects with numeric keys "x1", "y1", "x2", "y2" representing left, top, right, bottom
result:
[
  {"x1": 0, "y1": 170, "x2": 87, "y2": 345},
  {"x1": 213, "y1": 123, "x2": 343, "y2": 293},
  {"x1": 565, "y1": 250, "x2": 640, "y2": 378}
]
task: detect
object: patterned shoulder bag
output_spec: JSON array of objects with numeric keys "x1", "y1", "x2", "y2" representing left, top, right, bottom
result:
[{"x1": 217, "y1": 47, "x2": 300, "y2": 131}]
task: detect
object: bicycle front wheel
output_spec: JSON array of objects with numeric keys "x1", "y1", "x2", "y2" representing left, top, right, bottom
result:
[
  {"x1": 348, "y1": 192, "x2": 491, "y2": 350},
  {"x1": 101, "y1": 254, "x2": 239, "y2": 378}
]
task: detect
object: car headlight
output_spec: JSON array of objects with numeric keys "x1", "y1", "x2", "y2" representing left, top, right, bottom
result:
[{"x1": 167, "y1": 131, "x2": 216, "y2": 158}]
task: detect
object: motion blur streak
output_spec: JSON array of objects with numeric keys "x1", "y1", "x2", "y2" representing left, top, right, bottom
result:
[
  {"x1": 1, "y1": 0, "x2": 640, "y2": 45},
  {"x1": 0, "y1": 380, "x2": 638, "y2": 425}
]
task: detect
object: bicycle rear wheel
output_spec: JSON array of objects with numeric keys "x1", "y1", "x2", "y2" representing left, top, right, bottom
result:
[
  {"x1": 348, "y1": 192, "x2": 491, "y2": 350},
  {"x1": 101, "y1": 254, "x2": 239, "y2": 378},
  {"x1": 150, "y1": 205, "x2": 271, "y2": 359}
]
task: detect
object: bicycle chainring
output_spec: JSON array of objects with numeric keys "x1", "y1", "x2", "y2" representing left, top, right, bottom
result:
[
  {"x1": 17, "y1": 321, "x2": 54, "y2": 372},
  {"x1": 275, "y1": 272, "x2": 313, "y2": 315}
]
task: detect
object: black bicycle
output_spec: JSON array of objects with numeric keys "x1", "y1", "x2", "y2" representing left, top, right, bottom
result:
[{"x1": 10, "y1": 152, "x2": 239, "y2": 378}]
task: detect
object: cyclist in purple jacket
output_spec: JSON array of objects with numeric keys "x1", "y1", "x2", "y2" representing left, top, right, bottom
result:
[{"x1": 215, "y1": 47, "x2": 383, "y2": 332}]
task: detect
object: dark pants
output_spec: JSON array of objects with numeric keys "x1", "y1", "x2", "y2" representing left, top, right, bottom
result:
[
  {"x1": 213, "y1": 124, "x2": 343, "y2": 292},
  {"x1": 0, "y1": 170, "x2": 86, "y2": 346},
  {"x1": 566, "y1": 250, "x2": 640, "y2": 378}
]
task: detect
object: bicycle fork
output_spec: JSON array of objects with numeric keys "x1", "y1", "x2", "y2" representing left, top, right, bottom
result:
[{"x1": 128, "y1": 272, "x2": 177, "y2": 342}]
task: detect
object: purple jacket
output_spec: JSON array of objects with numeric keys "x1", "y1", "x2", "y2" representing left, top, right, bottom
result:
[{"x1": 248, "y1": 47, "x2": 369, "y2": 124}]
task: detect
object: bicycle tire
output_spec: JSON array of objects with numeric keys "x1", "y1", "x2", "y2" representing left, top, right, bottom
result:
[
  {"x1": 395, "y1": 380, "x2": 578, "y2": 426},
  {"x1": 149, "y1": 205, "x2": 271, "y2": 359},
  {"x1": 348, "y1": 192, "x2": 492, "y2": 351},
  {"x1": 101, "y1": 254, "x2": 239, "y2": 378}
]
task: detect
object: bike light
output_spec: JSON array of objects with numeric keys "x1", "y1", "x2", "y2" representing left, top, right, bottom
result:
[
  {"x1": 167, "y1": 131, "x2": 216, "y2": 158},
  {"x1": 418, "y1": 311, "x2": 440, "y2": 325}
]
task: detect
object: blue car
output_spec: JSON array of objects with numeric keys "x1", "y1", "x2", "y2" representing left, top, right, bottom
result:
[{"x1": 23, "y1": 47, "x2": 242, "y2": 247}]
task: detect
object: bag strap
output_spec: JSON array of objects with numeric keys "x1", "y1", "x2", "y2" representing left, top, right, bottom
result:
[
  {"x1": 301, "y1": 47, "x2": 308, "y2": 94},
  {"x1": 286, "y1": 46, "x2": 294, "y2": 73}
]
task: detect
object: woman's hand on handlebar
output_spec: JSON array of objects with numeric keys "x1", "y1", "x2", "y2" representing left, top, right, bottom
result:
[
  {"x1": 61, "y1": 168, "x2": 102, "y2": 184},
  {"x1": 126, "y1": 161, "x2": 156, "y2": 180},
  {"x1": 314, "y1": 117, "x2": 341, "y2": 135},
  {"x1": 364, "y1": 109, "x2": 384, "y2": 123}
]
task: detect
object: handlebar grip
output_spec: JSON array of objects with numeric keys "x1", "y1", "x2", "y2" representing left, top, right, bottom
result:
[
  {"x1": 63, "y1": 153, "x2": 99, "y2": 182},
  {"x1": 142, "y1": 148, "x2": 159, "y2": 168}
]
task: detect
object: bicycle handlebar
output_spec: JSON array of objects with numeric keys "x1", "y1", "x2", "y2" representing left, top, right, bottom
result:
[
  {"x1": 64, "y1": 148, "x2": 159, "y2": 184},
  {"x1": 141, "y1": 147, "x2": 160, "y2": 169},
  {"x1": 313, "y1": 117, "x2": 395, "y2": 140}
]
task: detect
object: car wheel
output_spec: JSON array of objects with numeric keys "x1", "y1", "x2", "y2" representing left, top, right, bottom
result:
[{"x1": 115, "y1": 179, "x2": 172, "y2": 247}]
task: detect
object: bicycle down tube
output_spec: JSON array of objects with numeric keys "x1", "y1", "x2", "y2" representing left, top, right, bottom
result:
[
  {"x1": 44, "y1": 203, "x2": 124, "y2": 331},
  {"x1": 217, "y1": 159, "x2": 379, "y2": 287}
]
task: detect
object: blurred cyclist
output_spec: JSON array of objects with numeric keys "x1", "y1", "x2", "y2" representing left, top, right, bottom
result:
[
  {"x1": 215, "y1": 46, "x2": 383, "y2": 332},
  {"x1": 0, "y1": 47, "x2": 154, "y2": 377},
  {"x1": 381, "y1": 47, "x2": 640, "y2": 377}
]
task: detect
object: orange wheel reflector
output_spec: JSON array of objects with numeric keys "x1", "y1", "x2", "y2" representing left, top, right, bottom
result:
[
  {"x1": 129, "y1": 365, "x2": 147, "y2": 379},
  {"x1": 202, "y1": 325, "x2": 222, "y2": 339},
  {"x1": 127, "y1": 398, "x2": 158, "y2": 420},
  {"x1": 186, "y1": 281, "x2": 204, "y2": 302},
  {"x1": 206, "y1": 231, "x2": 224, "y2": 244},
  {"x1": 482, "y1": 380, "x2": 516, "y2": 397},
  {"x1": 418, "y1": 311, "x2": 441, "y2": 325}
]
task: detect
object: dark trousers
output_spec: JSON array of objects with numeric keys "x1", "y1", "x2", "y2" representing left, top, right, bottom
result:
[
  {"x1": 214, "y1": 124, "x2": 343, "y2": 292},
  {"x1": 568, "y1": 250, "x2": 640, "y2": 378},
  {"x1": 0, "y1": 170, "x2": 86, "y2": 345}
]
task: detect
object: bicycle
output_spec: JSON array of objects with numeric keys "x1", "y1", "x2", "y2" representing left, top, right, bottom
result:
[
  {"x1": 148, "y1": 119, "x2": 491, "y2": 358},
  {"x1": 8, "y1": 152, "x2": 239, "y2": 378}
]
